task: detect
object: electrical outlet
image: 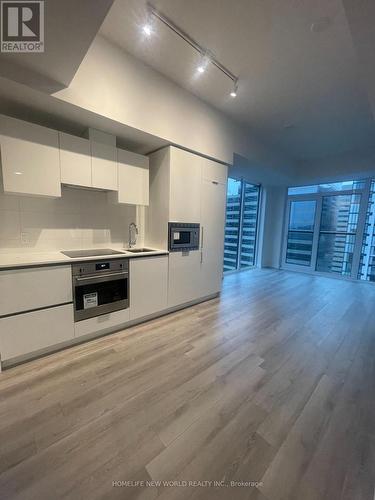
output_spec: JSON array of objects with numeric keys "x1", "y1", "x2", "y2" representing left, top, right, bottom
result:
[{"x1": 21, "y1": 232, "x2": 30, "y2": 244}]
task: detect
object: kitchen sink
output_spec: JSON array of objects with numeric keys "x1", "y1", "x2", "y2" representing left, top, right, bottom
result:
[{"x1": 126, "y1": 248, "x2": 155, "y2": 253}]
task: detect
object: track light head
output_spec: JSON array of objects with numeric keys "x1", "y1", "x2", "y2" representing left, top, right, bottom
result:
[
  {"x1": 197, "y1": 52, "x2": 210, "y2": 75},
  {"x1": 230, "y1": 81, "x2": 238, "y2": 98}
]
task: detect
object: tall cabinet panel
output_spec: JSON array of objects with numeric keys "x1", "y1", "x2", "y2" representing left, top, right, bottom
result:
[
  {"x1": 148, "y1": 146, "x2": 228, "y2": 308},
  {"x1": 200, "y1": 177, "x2": 227, "y2": 296}
]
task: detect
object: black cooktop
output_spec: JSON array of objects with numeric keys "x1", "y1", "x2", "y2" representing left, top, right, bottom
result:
[{"x1": 61, "y1": 249, "x2": 125, "y2": 258}]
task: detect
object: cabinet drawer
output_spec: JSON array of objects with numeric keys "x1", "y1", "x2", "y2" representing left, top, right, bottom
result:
[
  {"x1": 74, "y1": 308, "x2": 130, "y2": 338},
  {"x1": 0, "y1": 266, "x2": 72, "y2": 316},
  {"x1": 0, "y1": 304, "x2": 74, "y2": 361}
]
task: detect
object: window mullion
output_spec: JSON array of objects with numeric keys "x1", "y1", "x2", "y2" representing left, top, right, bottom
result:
[
  {"x1": 237, "y1": 179, "x2": 245, "y2": 270},
  {"x1": 353, "y1": 178, "x2": 371, "y2": 279}
]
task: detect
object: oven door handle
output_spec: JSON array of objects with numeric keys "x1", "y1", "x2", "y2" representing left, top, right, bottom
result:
[{"x1": 74, "y1": 271, "x2": 128, "y2": 282}]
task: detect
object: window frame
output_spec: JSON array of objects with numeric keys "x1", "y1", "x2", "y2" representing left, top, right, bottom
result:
[
  {"x1": 282, "y1": 179, "x2": 371, "y2": 281},
  {"x1": 223, "y1": 177, "x2": 262, "y2": 274}
]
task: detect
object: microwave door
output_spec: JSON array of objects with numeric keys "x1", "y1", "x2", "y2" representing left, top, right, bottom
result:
[{"x1": 173, "y1": 231, "x2": 191, "y2": 245}]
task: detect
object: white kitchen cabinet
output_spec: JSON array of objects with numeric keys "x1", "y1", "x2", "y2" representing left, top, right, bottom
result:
[
  {"x1": 91, "y1": 141, "x2": 118, "y2": 190},
  {"x1": 116, "y1": 149, "x2": 149, "y2": 206},
  {"x1": 148, "y1": 147, "x2": 228, "y2": 306},
  {"x1": 169, "y1": 147, "x2": 201, "y2": 222},
  {"x1": 202, "y1": 157, "x2": 228, "y2": 185},
  {"x1": 0, "y1": 114, "x2": 61, "y2": 197},
  {"x1": 130, "y1": 255, "x2": 168, "y2": 320},
  {"x1": 200, "y1": 178, "x2": 227, "y2": 297},
  {"x1": 59, "y1": 132, "x2": 92, "y2": 187},
  {"x1": 0, "y1": 265, "x2": 72, "y2": 316},
  {"x1": 168, "y1": 250, "x2": 202, "y2": 308},
  {"x1": 0, "y1": 304, "x2": 74, "y2": 362}
]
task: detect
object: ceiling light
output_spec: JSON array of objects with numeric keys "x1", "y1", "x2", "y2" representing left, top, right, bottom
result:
[
  {"x1": 142, "y1": 24, "x2": 152, "y2": 36},
  {"x1": 197, "y1": 53, "x2": 210, "y2": 74},
  {"x1": 230, "y1": 81, "x2": 238, "y2": 98}
]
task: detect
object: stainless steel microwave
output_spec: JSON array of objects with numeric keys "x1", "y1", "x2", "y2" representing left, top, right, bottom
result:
[{"x1": 168, "y1": 222, "x2": 200, "y2": 252}]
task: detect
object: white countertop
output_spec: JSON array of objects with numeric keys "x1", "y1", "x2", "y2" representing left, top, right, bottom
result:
[{"x1": 0, "y1": 248, "x2": 168, "y2": 270}]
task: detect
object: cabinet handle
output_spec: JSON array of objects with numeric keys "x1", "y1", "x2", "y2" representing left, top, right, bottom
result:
[
  {"x1": 212, "y1": 181, "x2": 219, "y2": 185},
  {"x1": 201, "y1": 226, "x2": 204, "y2": 248},
  {"x1": 201, "y1": 250, "x2": 203, "y2": 264}
]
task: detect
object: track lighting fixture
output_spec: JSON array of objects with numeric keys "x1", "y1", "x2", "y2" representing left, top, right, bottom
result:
[{"x1": 146, "y1": 3, "x2": 239, "y2": 98}]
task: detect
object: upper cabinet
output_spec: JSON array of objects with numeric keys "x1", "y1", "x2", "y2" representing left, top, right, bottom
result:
[
  {"x1": 59, "y1": 132, "x2": 92, "y2": 188},
  {"x1": 116, "y1": 149, "x2": 149, "y2": 206},
  {"x1": 0, "y1": 115, "x2": 61, "y2": 198},
  {"x1": 169, "y1": 147, "x2": 201, "y2": 222},
  {"x1": 202, "y1": 156, "x2": 228, "y2": 185},
  {"x1": 91, "y1": 141, "x2": 118, "y2": 191},
  {"x1": 60, "y1": 130, "x2": 148, "y2": 202},
  {"x1": 60, "y1": 131, "x2": 118, "y2": 192}
]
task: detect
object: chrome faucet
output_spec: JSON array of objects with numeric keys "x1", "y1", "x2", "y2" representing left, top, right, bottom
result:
[{"x1": 128, "y1": 222, "x2": 138, "y2": 248}]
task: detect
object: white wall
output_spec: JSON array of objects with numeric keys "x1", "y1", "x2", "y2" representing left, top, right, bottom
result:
[
  {"x1": 54, "y1": 35, "x2": 294, "y2": 173},
  {"x1": 0, "y1": 184, "x2": 142, "y2": 253}
]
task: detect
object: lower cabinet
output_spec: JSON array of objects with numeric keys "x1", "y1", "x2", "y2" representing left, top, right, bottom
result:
[
  {"x1": 0, "y1": 304, "x2": 74, "y2": 362},
  {"x1": 168, "y1": 251, "x2": 202, "y2": 308},
  {"x1": 130, "y1": 256, "x2": 168, "y2": 320}
]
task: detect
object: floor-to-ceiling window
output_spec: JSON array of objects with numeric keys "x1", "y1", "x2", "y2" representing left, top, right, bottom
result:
[
  {"x1": 283, "y1": 179, "x2": 375, "y2": 281},
  {"x1": 358, "y1": 180, "x2": 375, "y2": 281},
  {"x1": 223, "y1": 178, "x2": 260, "y2": 273},
  {"x1": 286, "y1": 200, "x2": 316, "y2": 266}
]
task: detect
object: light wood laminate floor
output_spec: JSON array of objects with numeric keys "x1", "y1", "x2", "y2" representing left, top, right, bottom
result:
[{"x1": 0, "y1": 269, "x2": 374, "y2": 500}]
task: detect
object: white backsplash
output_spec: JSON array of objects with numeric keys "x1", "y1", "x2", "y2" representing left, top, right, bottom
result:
[{"x1": 0, "y1": 186, "x2": 144, "y2": 253}]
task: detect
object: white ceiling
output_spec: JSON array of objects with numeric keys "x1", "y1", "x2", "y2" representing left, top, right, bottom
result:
[{"x1": 100, "y1": 0, "x2": 375, "y2": 162}]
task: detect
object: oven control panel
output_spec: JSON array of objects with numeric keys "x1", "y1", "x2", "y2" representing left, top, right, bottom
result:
[{"x1": 72, "y1": 258, "x2": 129, "y2": 277}]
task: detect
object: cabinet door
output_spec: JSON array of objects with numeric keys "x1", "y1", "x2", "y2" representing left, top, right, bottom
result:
[
  {"x1": 117, "y1": 149, "x2": 149, "y2": 206},
  {"x1": 59, "y1": 132, "x2": 91, "y2": 187},
  {"x1": 0, "y1": 115, "x2": 61, "y2": 197},
  {"x1": 202, "y1": 156, "x2": 228, "y2": 185},
  {"x1": 0, "y1": 304, "x2": 74, "y2": 362},
  {"x1": 200, "y1": 179, "x2": 227, "y2": 296},
  {"x1": 91, "y1": 141, "x2": 118, "y2": 190},
  {"x1": 130, "y1": 255, "x2": 168, "y2": 320},
  {"x1": 168, "y1": 250, "x2": 202, "y2": 308},
  {"x1": 169, "y1": 147, "x2": 201, "y2": 222}
]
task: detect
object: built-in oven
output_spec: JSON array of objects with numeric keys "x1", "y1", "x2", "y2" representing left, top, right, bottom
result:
[
  {"x1": 168, "y1": 222, "x2": 200, "y2": 252},
  {"x1": 72, "y1": 259, "x2": 129, "y2": 322}
]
